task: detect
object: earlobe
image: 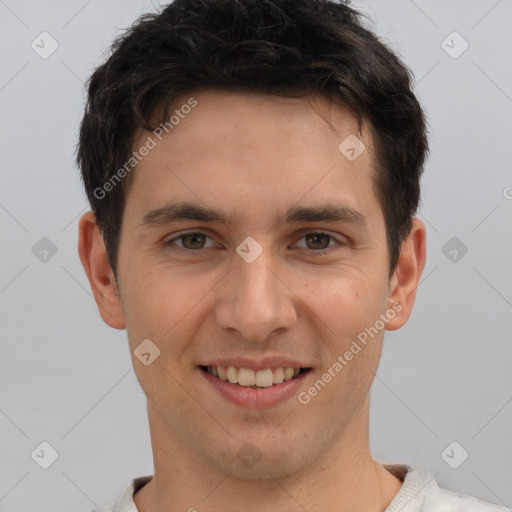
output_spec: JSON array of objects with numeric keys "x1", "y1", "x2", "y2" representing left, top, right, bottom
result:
[
  {"x1": 78, "y1": 211, "x2": 126, "y2": 330},
  {"x1": 385, "y1": 217, "x2": 427, "y2": 331}
]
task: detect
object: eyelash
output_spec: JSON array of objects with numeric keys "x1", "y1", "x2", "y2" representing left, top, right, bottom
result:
[{"x1": 163, "y1": 230, "x2": 345, "y2": 256}]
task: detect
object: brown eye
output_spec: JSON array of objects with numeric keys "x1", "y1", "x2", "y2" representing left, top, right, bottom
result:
[
  {"x1": 293, "y1": 231, "x2": 345, "y2": 256},
  {"x1": 304, "y1": 232, "x2": 332, "y2": 250},
  {"x1": 180, "y1": 233, "x2": 207, "y2": 250},
  {"x1": 164, "y1": 232, "x2": 217, "y2": 254}
]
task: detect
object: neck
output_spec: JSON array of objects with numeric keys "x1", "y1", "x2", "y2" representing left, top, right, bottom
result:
[{"x1": 134, "y1": 396, "x2": 403, "y2": 512}]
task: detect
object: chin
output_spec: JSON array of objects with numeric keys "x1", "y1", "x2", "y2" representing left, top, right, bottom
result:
[{"x1": 201, "y1": 433, "x2": 317, "y2": 481}]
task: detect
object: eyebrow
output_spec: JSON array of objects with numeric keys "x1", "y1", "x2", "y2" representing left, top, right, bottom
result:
[{"x1": 140, "y1": 201, "x2": 368, "y2": 229}]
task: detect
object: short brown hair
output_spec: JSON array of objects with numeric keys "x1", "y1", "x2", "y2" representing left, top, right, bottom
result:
[{"x1": 77, "y1": 0, "x2": 429, "y2": 279}]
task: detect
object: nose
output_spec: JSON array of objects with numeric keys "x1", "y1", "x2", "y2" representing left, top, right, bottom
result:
[{"x1": 213, "y1": 242, "x2": 297, "y2": 342}]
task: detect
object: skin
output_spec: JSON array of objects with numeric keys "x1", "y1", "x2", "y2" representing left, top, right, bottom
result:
[{"x1": 78, "y1": 90, "x2": 426, "y2": 512}]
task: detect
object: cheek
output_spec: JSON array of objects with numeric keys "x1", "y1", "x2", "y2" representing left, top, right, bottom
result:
[
  {"x1": 121, "y1": 266, "x2": 189, "y2": 348},
  {"x1": 122, "y1": 273, "x2": 195, "y2": 399},
  {"x1": 301, "y1": 270, "x2": 383, "y2": 335},
  {"x1": 299, "y1": 270, "x2": 387, "y2": 391}
]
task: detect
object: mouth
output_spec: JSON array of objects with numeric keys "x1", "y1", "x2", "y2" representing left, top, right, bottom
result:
[{"x1": 199, "y1": 365, "x2": 312, "y2": 389}]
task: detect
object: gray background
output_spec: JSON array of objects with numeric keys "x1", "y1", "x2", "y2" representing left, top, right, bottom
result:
[{"x1": 1, "y1": 0, "x2": 511, "y2": 510}]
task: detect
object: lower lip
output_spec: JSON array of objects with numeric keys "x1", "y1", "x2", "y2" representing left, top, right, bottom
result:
[{"x1": 198, "y1": 367, "x2": 311, "y2": 409}]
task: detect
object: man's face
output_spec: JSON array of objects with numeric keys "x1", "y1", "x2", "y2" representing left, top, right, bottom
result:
[{"x1": 113, "y1": 91, "x2": 400, "y2": 477}]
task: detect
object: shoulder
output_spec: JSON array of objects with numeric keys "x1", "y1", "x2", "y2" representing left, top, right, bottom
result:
[
  {"x1": 90, "y1": 475, "x2": 153, "y2": 512},
  {"x1": 383, "y1": 464, "x2": 509, "y2": 512},
  {"x1": 423, "y1": 485, "x2": 510, "y2": 511}
]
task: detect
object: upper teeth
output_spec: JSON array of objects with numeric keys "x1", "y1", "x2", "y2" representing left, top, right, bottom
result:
[{"x1": 207, "y1": 366, "x2": 301, "y2": 387}]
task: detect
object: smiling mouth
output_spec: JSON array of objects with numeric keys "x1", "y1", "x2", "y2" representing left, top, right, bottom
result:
[{"x1": 199, "y1": 365, "x2": 312, "y2": 388}]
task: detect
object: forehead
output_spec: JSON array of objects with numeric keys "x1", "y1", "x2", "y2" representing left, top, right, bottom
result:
[
  {"x1": 153, "y1": 90, "x2": 366, "y2": 146},
  {"x1": 124, "y1": 90, "x2": 380, "y2": 226}
]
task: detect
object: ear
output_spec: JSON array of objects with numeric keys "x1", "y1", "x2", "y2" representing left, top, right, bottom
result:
[
  {"x1": 385, "y1": 217, "x2": 426, "y2": 330},
  {"x1": 78, "y1": 210, "x2": 126, "y2": 329}
]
